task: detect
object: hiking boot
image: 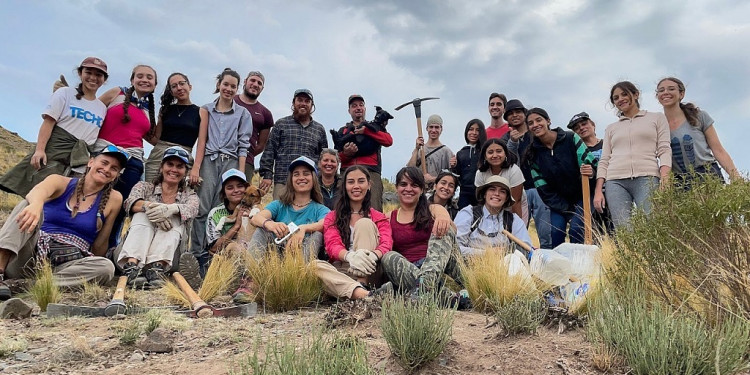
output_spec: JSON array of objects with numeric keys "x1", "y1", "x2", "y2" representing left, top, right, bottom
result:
[
  {"x1": 368, "y1": 281, "x2": 394, "y2": 298},
  {"x1": 178, "y1": 252, "x2": 202, "y2": 290},
  {"x1": 450, "y1": 289, "x2": 473, "y2": 311},
  {"x1": 0, "y1": 273, "x2": 11, "y2": 300},
  {"x1": 144, "y1": 263, "x2": 167, "y2": 289},
  {"x1": 232, "y1": 278, "x2": 255, "y2": 304},
  {"x1": 122, "y1": 262, "x2": 141, "y2": 287}
]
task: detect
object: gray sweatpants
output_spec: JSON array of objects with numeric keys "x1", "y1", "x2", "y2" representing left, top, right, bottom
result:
[{"x1": 191, "y1": 155, "x2": 239, "y2": 262}]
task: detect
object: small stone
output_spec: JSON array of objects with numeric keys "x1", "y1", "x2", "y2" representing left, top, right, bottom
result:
[
  {"x1": 137, "y1": 328, "x2": 174, "y2": 353},
  {"x1": 27, "y1": 348, "x2": 46, "y2": 354},
  {"x1": 14, "y1": 352, "x2": 33, "y2": 362},
  {"x1": 129, "y1": 352, "x2": 144, "y2": 362},
  {"x1": 0, "y1": 298, "x2": 33, "y2": 319}
]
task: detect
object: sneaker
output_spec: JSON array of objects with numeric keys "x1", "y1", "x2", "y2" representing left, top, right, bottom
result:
[
  {"x1": 368, "y1": 281, "x2": 394, "y2": 298},
  {"x1": 178, "y1": 252, "x2": 202, "y2": 290},
  {"x1": 122, "y1": 262, "x2": 141, "y2": 286},
  {"x1": 0, "y1": 273, "x2": 11, "y2": 300},
  {"x1": 232, "y1": 278, "x2": 255, "y2": 304},
  {"x1": 450, "y1": 289, "x2": 473, "y2": 311},
  {"x1": 144, "y1": 263, "x2": 167, "y2": 289}
]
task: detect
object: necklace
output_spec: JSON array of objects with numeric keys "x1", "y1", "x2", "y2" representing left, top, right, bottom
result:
[
  {"x1": 176, "y1": 105, "x2": 189, "y2": 117},
  {"x1": 292, "y1": 200, "x2": 312, "y2": 209},
  {"x1": 73, "y1": 188, "x2": 102, "y2": 213},
  {"x1": 81, "y1": 189, "x2": 103, "y2": 201},
  {"x1": 352, "y1": 210, "x2": 364, "y2": 215}
]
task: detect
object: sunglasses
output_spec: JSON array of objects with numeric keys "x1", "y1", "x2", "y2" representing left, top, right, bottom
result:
[
  {"x1": 440, "y1": 169, "x2": 459, "y2": 178},
  {"x1": 164, "y1": 147, "x2": 190, "y2": 159}
]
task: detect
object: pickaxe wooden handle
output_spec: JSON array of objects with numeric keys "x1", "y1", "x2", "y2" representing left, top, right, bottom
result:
[
  {"x1": 582, "y1": 177, "x2": 593, "y2": 245},
  {"x1": 395, "y1": 97, "x2": 439, "y2": 175},
  {"x1": 103, "y1": 275, "x2": 128, "y2": 316},
  {"x1": 502, "y1": 229, "x2": 533, "y2": 253},
  {"x1": 173, "y1": 272, "x2": 213, "y2": 318}
]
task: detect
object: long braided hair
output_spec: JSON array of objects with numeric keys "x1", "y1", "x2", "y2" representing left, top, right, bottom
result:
[
  {"x1": 333, "y1": 166, "x2": 372, "y2": 250},
  {"x1": 658, "y1": 77, "x2": 701, "y2": 127},
  {"x1": 122, "y1": 65, "x2": 158, "y2": 139},
  {"x1": 70, "y1": 169, "x2": 116, "y2": 232}
]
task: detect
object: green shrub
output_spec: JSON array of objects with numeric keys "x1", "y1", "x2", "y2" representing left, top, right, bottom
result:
[
  {"x1": 231, "y1": 331, "x2": 375, "y2": 375},
  {"x1": 0, "y1": 337, "x2": 28, "y2": 357},
  {"x1": 380, "y1": 294, "x2": 455, "y2": 372},
  {"x1": 494, "y1": 294, "x2": 546, "y2": 336},
  {"x1": 613, "y1": 176, "x2": 750, "y2": 322},
  {"x1": 28, "y1": 259, "x2": 61, "y2": 312},
  {"x1": 588, "y1": 277, "x2": 750, "y2": 374}
]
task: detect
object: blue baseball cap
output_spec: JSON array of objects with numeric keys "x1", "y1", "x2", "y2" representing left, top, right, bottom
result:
[
  {"x1": 288, "y1": 156, "x2": 317, "y2": 174},
  {"x1": 162, "y1": 146, "x2": 190, "y2": 164},
  {"x1": 97, "y1": 145, "x2": 130, "y2": 167},
  {"x1": 221, "y1": 168, "x2": 247, "y2": 185}
]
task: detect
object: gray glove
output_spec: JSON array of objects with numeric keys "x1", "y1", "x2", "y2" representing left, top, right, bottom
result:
[
  {"x1": 146, "y1": 203, "x2": 179, "y2": 222},
  {"x1": 345, "y1": 249, "x2": 378, "y2": 276},
  {"x1": 155, "y1": 218, "x2": 173, "y2": 232}
]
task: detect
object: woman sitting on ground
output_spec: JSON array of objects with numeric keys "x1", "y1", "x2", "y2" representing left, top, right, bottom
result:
[
  {"x1": 248, "y1": 156, "x2": 329, "y2": 259},
  {"x1": 318, "y1": 148, "x2": 341, "y2": 209},
  {"x1": 320, "y1": 165, "x2": 392, "y2": 299},
  {"x1": 428, "y1": 170, "x2": 460, "y2": 220},
  {"x1": 116, "y1": 146, "x2": 199, "y2": 288},
  {"x1": 380, "y1": 167, "x2": 468, "y2": 307},
  {"x1": 455, "y1": 176, "x2": 532, "y2": 257},
  {"x1": 0, "y1": 146, "x2": 127, "y2": 299}
]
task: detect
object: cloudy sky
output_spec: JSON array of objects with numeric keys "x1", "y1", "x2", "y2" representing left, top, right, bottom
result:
[{"x1": 1, "y1": 0, "x2": 748, "y2": 180}]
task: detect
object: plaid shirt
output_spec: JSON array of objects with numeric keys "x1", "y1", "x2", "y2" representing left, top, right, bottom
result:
[
  {"x1": 37, "y1": 231, "x2": 93, "y2": 258},
  {"x1": 124, "y1": 181, "x2": 199, "y2": 222},
  {"x1": 259, "y1": 115, "x2": 328, "y2": 184}
]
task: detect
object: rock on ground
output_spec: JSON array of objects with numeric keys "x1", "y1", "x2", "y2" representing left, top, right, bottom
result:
[{"x1": 0, "y1": 298, "x2": 33, "y2": 319}]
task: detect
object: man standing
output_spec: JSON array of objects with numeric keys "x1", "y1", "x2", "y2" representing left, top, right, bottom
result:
[
  {"x1": 259, "y1": 89, "x2": 328, "y2": 199},
  {"x1": 502, "y1": 99, "x2": 552, "y2": 249},
  {"x1": 234, "y1": 71, "x2": 274, "y2": 178},
  {"x1": 407, "y1": 114, "x2": 454, "y2": 186},
  {"x1": 334, "y1": 95, "x2": 393, "y2": 211},
  {"x1": 486, "y1": 92, "x2": 509, "y2": 139},
  {"x1": 567, "y1": 112, "x2": 613, "y2": 235}
]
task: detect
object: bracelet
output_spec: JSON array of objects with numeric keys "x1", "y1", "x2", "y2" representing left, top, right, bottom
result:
[{"x1": 262, "y1": 219, "x2": 272, "y2": 230}]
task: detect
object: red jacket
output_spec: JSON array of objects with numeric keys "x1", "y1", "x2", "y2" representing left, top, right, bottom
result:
[
  {"x1": 338, "y1": 126, "x2": 393, "y2": 171},
  {"x1": 323, "y1": 208, "x2": 392, "y2": 261}
]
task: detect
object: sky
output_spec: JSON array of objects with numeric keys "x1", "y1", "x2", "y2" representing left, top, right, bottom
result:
[{"x1": 1, "y1": 0, "x2": 748, "y2": 181}]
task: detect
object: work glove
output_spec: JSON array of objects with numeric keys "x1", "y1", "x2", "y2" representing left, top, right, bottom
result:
[
  {"x1": 146, "y1": 203, "x2": 180, "y2": 222},
  {"x1": 155, "y1": 219, "x2": 173, "y2": 232},
  {"x1": 345, "y1": 249, "x2": 378, "y2": 276}
]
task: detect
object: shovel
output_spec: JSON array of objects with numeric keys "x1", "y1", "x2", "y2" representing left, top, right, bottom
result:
[
  {"x1": 172, "y1": 272, "x2": 256, "y2": 319},
  {"x1": 47, "y1": 276, "x2": 138, "y2": 318}
]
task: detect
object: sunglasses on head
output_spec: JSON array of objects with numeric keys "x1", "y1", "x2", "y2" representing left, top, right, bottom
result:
[
  {"x1": 440, "y1": 169, "x2": 459, "y2": 178},
  {"x1": 102, "y1": 145, "x2": 131, "y2": 161},
  {"x1": 164, "y1": 147, "x2": 190, "y2": 159}
]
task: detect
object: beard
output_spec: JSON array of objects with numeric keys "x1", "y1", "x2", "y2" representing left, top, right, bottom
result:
[
  {"x1": 293, "y1": 106, "x2": 312, "y2": 122},
  {"x1": 243, "y1": 88, "x2": 259, "y2": 100}
]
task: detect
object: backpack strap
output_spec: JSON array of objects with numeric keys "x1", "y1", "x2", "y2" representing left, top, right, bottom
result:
[
  {"x1": 503, "y1": 210, "x2": 513, "y2": 233},
  {"x1": 469, "y1": 205, "x2": 484, "y2": 234}
]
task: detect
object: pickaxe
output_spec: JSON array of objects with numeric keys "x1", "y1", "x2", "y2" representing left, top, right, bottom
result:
[
  {"x1": 172, "y1": 272, "x2": 257, "y2": 318},
  {"x1": 395, "y1": 97, "x2": 439, "y2": 174}
]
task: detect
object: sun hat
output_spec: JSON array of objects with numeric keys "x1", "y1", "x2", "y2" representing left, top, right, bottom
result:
[{"x1": 475, "y1": 175, "x2": 515, "y2": 208}]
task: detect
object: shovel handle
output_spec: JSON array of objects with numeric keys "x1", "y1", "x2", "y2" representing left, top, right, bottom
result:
[
  {"x1": 173, "y1": 272, "x2": 211, "y2": 316},
  {"x1": 502, "y1": 229, "x2": 533, "y2": 253},
  {"x1": 582, "y1": 177, "x2": 593, "y2": 245},
  {"x1": 111, "y1": 275, "x2": 128, "y2": 302},
  {"x1": 416, "y1": 117, "x2": 427, "y2": 175}
]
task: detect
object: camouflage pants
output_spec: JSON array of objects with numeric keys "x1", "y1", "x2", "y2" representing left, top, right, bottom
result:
[{"x1": 381, "y1": 228, "x2": 463, "y2": 293}]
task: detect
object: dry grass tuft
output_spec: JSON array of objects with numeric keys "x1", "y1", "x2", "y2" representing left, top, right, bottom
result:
[
  {"x1": 198, "y1": 253, "x2": 238, "y2": 302},
  {"x1": 0, "y1": 336, "x2": 28, "y2": 357},
  {"x1": 459, "y1": 246, "x2": 537, "y2": 312},
  {"x1": 77, "y1": 281, "x2": 109, "y2": 305},
  {"x1": 243, "y1": 242, "x2": 321, "y2": 312},
  {"x1": 27, "y1": 259, "x2": 61, "y2": 311},
  {"x1": 162, "y1": 279, "x2": 190, "y2": 308},
  {"x1": 591, "y1": 343, "x2": 624, "y2": 373},
  {"x1": 55, "y1": 335, "x2": 95, "y2": 362}
]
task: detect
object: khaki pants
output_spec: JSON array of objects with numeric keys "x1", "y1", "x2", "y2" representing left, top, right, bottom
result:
[
  {"x1": 314, "y1": 218, "x2": 383, "y2": 298},
  {"x1": 0, "y1": 200, "x2": 114, "y2": 287},
  {"x1": 272, "y1": 183, "x2": 286, "y2": 200},
  {"x1": 116, "y1": 212, "x2": 183, "y2": 268}
]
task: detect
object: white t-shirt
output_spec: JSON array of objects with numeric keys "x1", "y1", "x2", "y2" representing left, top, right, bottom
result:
[
  {"x1": 474, "y1": 164, "x2": 529, "y2": 225},
  {"x1": 43, "y1": 87, "x2": 106, "y2": 145}
]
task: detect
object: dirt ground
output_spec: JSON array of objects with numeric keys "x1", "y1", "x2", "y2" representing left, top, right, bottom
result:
[{"x1": 1, "y1": 295, "x2": 605, "y2": 375}]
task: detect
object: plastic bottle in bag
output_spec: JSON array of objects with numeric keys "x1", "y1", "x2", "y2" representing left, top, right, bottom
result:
[{"x1": 530, "y1": 249, "x2": 573, "y2": 286}]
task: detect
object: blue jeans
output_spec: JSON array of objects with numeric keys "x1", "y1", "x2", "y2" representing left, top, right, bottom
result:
[
  {"x1": 549, "y1": 201, "x2": 585, "y2": 248},
  {"x1": 526, "y1": 188, "x2": 552, "y2": 248},
  {"x1": 109, "y1": 157, "x2": 144, "y2": 248},
  {"x1": 604, "y1": 176, "x2": 659, "y2": 229}
]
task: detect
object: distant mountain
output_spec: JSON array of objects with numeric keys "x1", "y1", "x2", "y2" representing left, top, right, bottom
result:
[{"x1": 0, "y1": 125, "x2": 34, "y2": 174}]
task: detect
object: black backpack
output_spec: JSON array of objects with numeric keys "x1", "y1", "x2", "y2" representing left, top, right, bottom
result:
[{"x1": 469, "y1": 205, "x2": 513, "y2": 234}]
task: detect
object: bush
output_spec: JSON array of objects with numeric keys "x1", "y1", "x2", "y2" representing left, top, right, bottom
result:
[
  {"x1": 243, "y1": 243, "x2": 321, "y2": 312},
  {"x1": 28, "y1": 259, "x2": 61, "y2": 312},
  {"x1": 231, "y1": 331, "x2": 375, "y2": 375},
  {"x1": 494, "y1": 293, "x2": 546, "y2": 336},
  {"x1": 588, "y1": 276, "x2": 750, "y2": 374},
  {"x1": 458, "y1": 246, "x2": 537, "y2": 312},
  {"x1": 614, "y1": 176, "x2": 750, "y2": 322},
  {"x1": 380, "y1": 294, "x2": 455, "y2": 372},
  {"x1": 199, "y1": 253, "x2": 238, "y2": 302}
]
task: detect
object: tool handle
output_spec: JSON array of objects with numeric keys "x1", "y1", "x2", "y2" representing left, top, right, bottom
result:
[
  {"x1": 173, "y1": 272, "x2": 208, "y2": 311},
  {"x1": 501, "y1": 229, "x2": 533, "y2": 253},
  {"x1": 416, "y1": 117, "x2": 427, "y2": 175},
  {"x1": 111, "y1": 275, "x2": 128, "y2": 302},
  {"x1": 582, "y1": 177, "x2": 593, "y2": 245}
]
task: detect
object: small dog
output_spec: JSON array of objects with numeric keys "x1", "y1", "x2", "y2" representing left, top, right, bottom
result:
[{"x1": 216, "y1": 185, "x2": 263, "y2": 230}]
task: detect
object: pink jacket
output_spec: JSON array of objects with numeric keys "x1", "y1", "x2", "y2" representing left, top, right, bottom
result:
[{"x1": 323, "y1": 208, "x2": 392, "y2": 261}]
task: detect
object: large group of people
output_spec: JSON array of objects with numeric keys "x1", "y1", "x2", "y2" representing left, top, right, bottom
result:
[{"x1": 0, "y1": 56, "x2": 740, "y2": 305}]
